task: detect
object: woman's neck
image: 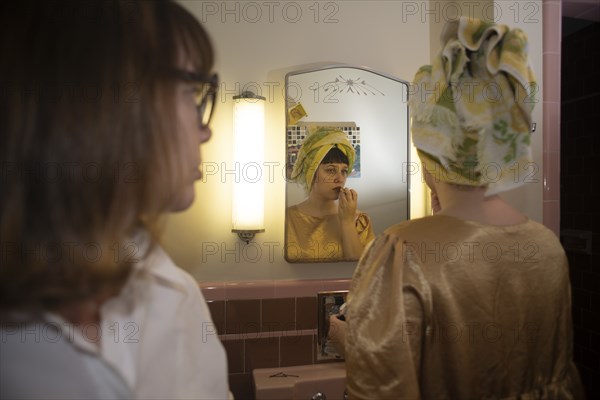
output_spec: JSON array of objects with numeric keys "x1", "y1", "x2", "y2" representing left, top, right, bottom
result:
[
  {"x1": 436, "y1": 184, "x2": 486, "y2": 213},
  {"x1": 299, "y1": 193, "x2": 338, "y2": 217},
  {"x1": 436, "y1": 183, "x2": 526, "y2": 226}
]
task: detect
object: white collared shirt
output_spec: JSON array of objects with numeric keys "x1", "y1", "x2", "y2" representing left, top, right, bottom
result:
[
  {"x1": 100, "y1": 240, "x2": 230, "y2": 400},
  {"x1": 1, "y1": 313, "x2": 132, "y2": 400}
]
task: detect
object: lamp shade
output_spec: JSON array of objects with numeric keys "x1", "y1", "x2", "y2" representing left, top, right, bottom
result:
[{"x1": 232, "y1": 92, "x2": 265, "y2": 237}]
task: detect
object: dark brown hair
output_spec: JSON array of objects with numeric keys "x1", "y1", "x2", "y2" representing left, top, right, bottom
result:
[
  {"x1": 0, "y1": 1, "x2": 214, "y2": 311},
  {"x1": 321, "y1": 147, "x2": 350, "y2": 165}
]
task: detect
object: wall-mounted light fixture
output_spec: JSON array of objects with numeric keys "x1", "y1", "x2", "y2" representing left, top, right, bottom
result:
[{"x1": 232, "y1": 91, "x2": 265, "y2": 243}]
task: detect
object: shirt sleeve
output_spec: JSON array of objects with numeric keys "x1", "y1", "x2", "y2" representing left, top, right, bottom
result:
[
  {"x1": 355, "y1": 212, "x2": 376, "y2": 246},
  {"x1": 345, "y1": 232, "x2": 425, "y2": 400}
]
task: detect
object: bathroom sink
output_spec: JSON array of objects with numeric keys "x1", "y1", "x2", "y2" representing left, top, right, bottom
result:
[{"x1": 253, "y1": 363, "x2": 346, "y2": 400}]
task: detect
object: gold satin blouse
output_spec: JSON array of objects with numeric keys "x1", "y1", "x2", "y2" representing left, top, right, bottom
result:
[
  {"x1": 345, "y1": 215, "x2": 583, "y2": 399},
  {"x1": 285, "y1": 205, "x2": 375, "y2": 262}
]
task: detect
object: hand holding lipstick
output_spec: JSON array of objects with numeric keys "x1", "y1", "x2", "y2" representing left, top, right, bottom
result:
[{"x1": 338, "y1": 187, "x2": 358, "y2": 221}]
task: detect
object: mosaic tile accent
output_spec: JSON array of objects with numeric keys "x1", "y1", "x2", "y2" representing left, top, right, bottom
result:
[{"x1": 286, "y1": 124, "x2": 361, "y2": 178}]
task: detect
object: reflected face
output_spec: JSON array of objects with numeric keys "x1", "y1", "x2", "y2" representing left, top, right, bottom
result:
[
  {"x1": 311, "y1": 162, "x2": 349, "y2": 200},
  {"x1": 170, "y1": 79, "x2": 213, "y2": 212}
]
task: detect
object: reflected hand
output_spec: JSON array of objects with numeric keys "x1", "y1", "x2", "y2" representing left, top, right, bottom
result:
[
  {"x1": 328, "y1": 315, "x2": 347, "y2": 357},
  {"x1": 338, "y1": 188, "x2": 358, "y2": 222}
]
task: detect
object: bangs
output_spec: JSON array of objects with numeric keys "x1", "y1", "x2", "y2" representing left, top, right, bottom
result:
[{"x1": 322, "y1": 147, "x2": 349, "y2": 165}]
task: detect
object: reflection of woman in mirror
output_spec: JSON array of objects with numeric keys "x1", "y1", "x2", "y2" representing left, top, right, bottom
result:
[{"x1": 286, "y1": 128, "x2": 374, "y2": 262}]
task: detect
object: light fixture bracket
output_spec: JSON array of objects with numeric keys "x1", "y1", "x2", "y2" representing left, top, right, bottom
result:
[{"x1": 232, "y1": 229, "x2": 265, "y2": 244}]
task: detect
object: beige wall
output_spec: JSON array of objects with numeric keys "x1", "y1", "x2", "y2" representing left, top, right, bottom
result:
[{"x1": 165, "y1": 1, "x2": 543, "y2": 282}]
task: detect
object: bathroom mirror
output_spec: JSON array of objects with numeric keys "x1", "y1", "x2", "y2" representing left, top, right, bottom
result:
[{"x1": 284, "y1": 64, "x2": 410, "y2": 263}]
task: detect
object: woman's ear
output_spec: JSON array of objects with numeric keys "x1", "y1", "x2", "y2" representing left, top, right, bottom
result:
[{"x1": 423, "y1": 168, "x2": 435, "y2": 191}]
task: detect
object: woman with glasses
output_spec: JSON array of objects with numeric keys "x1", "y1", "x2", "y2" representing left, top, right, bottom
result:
[{"x1": 0, "y1": 1, "x2": 229, "y2": 399}]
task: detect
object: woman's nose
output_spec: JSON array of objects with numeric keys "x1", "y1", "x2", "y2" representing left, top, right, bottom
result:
[{"x1": 199, "y1": 126, "x2": 212, "y2": 144}]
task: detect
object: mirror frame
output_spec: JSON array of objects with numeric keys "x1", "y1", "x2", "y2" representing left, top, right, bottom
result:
[{"x1": 317, "y1": 290, "x2": 348, "y2": 362}]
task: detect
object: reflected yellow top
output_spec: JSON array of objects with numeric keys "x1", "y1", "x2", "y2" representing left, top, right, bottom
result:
[
  {"x1": 345, "y1": 215, "x2": 584, "y2": 399},
  {"x1": 285, "y1": 205, "x2": 374, "y2": 263}
]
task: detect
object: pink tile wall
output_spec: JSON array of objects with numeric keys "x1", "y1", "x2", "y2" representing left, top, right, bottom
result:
[
  {"x1": 543, "y1": 0, "x2": 562, "y2": 235},
  {"x1": 200, "y1": 279, "x2": 351, "y2": 400}
]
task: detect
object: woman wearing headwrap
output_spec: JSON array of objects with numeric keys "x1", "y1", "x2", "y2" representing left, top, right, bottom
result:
[
  {"x1": 340, "y1": 17, "x2": 584, "y2": 399},
  {"x1": 286, "y1": 127, "x2": 374, "y2": 262}
]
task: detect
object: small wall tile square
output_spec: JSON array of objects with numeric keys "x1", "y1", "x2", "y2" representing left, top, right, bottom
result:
[
  {"x1": 591, "y1": 332, "x2": 600, "y2": 353},
  {"x1": 581, "y1": 272, "x2": 600, "y2": 295},
  {"x1": 581, "y1": 309, "x2": 600, "y2": 339},
  {"x1": 574, "y1": 328, "x2": 590, "y2": 352},
  {"x1": 229, "y1": 372, "x2": 255, "y2": 400},
  {"x1": 573, "y1": 289, "x2": 591, "y2": 310},
  {"x1": 223, "y1": 339, "x2": 244, "y2": 374},
  {"x1": 296, "y1": 297, "x2": 317, "y2": 330},
  {"x1": 261, "y1": 298, "x2": 295, "y2": 332},
  {"x1": 226, "y1": 299, "x2": 261, "y2": 334},
  {"x1": 280, "y1": 334, "x2": 313, "y2": 367},
  {"x1": 206, "y1": 300, "x2": 225, "y2": 335},
  {"x1": 245, "y1": 337, "x2": 279, "y2": 372},
  {"x1": 582, "y1": 349, "x2": 600, "y2": 372},
  {"x1": 590, "y1": 291, "x2": 600, "y2": 311}
]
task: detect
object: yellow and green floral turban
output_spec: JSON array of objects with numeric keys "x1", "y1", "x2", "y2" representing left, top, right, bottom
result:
[
  {"x1": 290, "y1": 127, "x2": 355, "y2": 192},
  {"x1": 409, "y1": 17, "x2": 537, "y2": 195}
]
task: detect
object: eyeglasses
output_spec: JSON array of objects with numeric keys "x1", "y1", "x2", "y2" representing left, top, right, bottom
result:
[{"x1": 173, "y1": 70, "x2": 219, "y2": 128}]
